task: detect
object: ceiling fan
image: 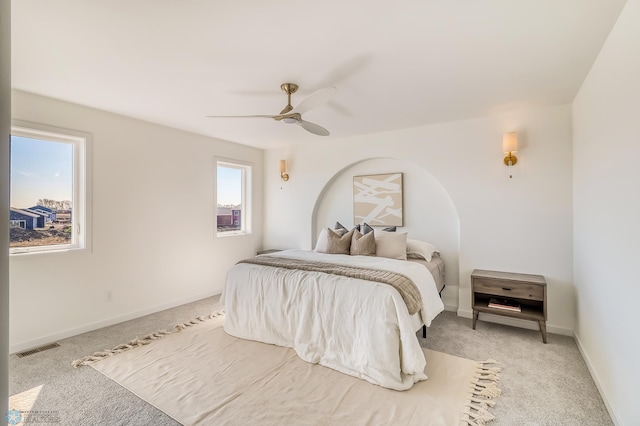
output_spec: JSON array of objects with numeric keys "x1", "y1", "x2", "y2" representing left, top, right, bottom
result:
[{"x1": 207, "y1": 83, "x2": 336, "y2": 136}]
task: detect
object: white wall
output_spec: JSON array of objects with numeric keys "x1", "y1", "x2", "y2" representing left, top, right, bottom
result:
[
  {"x1": 572, "y1": 1, "x2": 640, "y2": 424},
  {"x1": 9, "y1": 90, "x2": 263, "y2": 352},
  {"x1": 264, "y1": 104, "x2": 574, "y2": 334},
  {"x1": 1, "y1": 0, "x2": 11, "y2": 418}
]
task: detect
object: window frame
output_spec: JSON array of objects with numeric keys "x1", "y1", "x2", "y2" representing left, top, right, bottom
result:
[
  {"x1": 215, "y1": 158, "x2": 252, "y2": 237},
  {"x1": 10, "y1": 121, "x2": 92, "y2": 255}
]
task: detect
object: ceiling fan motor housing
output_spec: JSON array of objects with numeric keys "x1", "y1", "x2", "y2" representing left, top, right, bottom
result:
[{"x1": 280, "y1": 83, "x2": 298, "y2": 94}]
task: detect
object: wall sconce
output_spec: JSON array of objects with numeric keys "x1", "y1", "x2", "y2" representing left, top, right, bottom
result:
[
  {"x1": 279, "y1": 160, "x2": 289, "y2": 182},
  {"x1": 502, "y1": 132, "x2": 518, "y2": 179}
]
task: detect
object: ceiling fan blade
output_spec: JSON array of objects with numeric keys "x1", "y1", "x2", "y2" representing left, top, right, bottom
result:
[
  {"x1": 288, "y1": 87, "x2": 336, "y2": 115},
  {"x1": 298, "y1": 120, "x2": 330, "y2": 136},
  {"x1": 206, "y1": 115, "x2": 274, "y2": 119}
]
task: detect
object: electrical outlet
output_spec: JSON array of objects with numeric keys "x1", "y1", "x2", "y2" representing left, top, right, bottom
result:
[{"x1": 106, "y1": 290, "x2": 113, "y2": 302}]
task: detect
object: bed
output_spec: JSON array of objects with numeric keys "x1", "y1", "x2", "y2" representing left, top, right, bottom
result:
[
  {"x1": 408, "y1": 254, "x2": 446, "y2": 334},
  {"x1": 222, "y1": 242, "x2": 445, "y2": 391},
  {"x1": 415, "y1": 254, "x2": 446, "y2": 295}
]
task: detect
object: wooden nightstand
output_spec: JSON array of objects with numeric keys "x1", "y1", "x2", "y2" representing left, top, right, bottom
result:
[{"x1": 471, "y1": 269, "x2": 548, "y2": 343}]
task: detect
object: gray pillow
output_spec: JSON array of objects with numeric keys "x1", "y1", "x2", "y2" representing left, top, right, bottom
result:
[
  {"x1": 360, "y1": 223, "x2": 374, "y2": 234},
  {"x1": 335, "y1": 222, "x2": 349, "y2": 233},
  {"x1": 325, "y1": 228, "x2": 353, "y2": 254},
  {"x1": 350, "y1": 229, "x2": 376, "y2": 256}
]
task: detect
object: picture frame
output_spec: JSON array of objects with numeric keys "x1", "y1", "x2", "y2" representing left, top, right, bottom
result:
[{"x1": 353, "y1": 172, "x2": 403, "y2": 227}]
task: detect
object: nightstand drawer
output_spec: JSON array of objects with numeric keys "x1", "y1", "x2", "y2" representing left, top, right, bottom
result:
[{"x1": 473, "y1": 278, "x2": 543, "y2": 301}]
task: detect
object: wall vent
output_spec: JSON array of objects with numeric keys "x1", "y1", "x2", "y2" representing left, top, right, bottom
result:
[{"x1": 15, "y1": 342, "x2": 61, "y2": 358}]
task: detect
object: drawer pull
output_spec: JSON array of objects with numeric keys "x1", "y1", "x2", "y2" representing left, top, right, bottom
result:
[{"x1": 502, "y1": 287, "x2": 512, "y2": 291}]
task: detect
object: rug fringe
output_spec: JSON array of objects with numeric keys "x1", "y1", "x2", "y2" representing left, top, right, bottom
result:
[
  {"x1": 71, "y1": 311, "x2": 225, "y2": 367},
  {"x1": 461, "y1": 359, "x2": 501, "y2": 426},
  {"x1": 462, "y1": 404, "x2": 496, "y2": 426}
]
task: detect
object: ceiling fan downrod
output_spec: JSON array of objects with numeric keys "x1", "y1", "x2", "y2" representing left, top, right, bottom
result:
[{"x1": 279, "y1": 83, "x2": 298, "y2": 116}]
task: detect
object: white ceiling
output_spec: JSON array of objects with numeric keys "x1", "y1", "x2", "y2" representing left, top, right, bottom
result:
[{"x1": 11, "y1": 0, "x2": 626, "y2": 149}]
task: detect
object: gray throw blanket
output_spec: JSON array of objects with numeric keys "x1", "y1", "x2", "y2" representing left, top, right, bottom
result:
[{"x1": 238, "y1": 255, "x2": 423, "y2": 315}]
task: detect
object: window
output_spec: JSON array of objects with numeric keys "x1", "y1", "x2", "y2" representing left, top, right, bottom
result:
[
  {"x1": 216, "y1": 159, "x2": 251, "y2": 236},
  {"x1": 9, "y1": 123, "x2": 91, "y2": 254}
]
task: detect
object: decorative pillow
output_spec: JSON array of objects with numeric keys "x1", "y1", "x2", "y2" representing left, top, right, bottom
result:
[
  {"x1": 350, "y1": 229, "x2": 376, "y2": 256},
  {"x1": 314, "y1": 228, "x2": 329, "y2": 252},
  {"x1": 315, "y1": 227, "x2": 347, "y2": 252},
  {"x1": 382, "y1": 226, "x2": 397, "y2": 232},
  {"x1": 334, "y1": 221, "x2": 349, "y2": 233},
  {"x1": 360, "y1": 222, "x2": 374, "y2": 234},
  {"x1": 406, "y1": 239, "x2": 440, "y2": 262},
  {"x1": 375, "y1": 231, "x2": 408, "y2": 260},
  {"x1": 325, "y1": 228, "x2": 354, "y2": 254}
]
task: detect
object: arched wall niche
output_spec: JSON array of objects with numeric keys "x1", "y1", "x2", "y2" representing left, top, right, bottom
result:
[{"x1": 311, "y1": 157, "x2": 460, "y2": 309}]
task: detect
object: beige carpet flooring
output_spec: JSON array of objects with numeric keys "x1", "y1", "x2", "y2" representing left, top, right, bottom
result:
[{"x1": 9, "y1": 295, "x2": 612, "y2": 425}]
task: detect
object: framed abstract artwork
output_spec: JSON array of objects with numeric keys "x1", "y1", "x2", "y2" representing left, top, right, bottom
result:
[{"x1": 353, "y1": 173, "x2": 403, "y2": 227}]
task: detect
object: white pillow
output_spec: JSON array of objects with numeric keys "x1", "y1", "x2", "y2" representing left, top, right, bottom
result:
[
  {"x1": 314, "y1": 227, "x2": 347, "y2": 252},
  {"x1": 406, "y1": 239, "x2": 439, "y2": 262},
  {"x1": 375, "y1": 231, "x2": 408, "y2": 260}
]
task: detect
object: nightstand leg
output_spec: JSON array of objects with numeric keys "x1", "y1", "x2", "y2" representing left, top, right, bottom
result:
[
  {"x1": 539, "y1": 320, "x2": 547, "y2": 343},
  {"x1": 472, "y1": 310, "x2": 479, "y2": 330}
]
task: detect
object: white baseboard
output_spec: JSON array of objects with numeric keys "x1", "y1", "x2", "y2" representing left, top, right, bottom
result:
[
  {"x1": 10, "y1": 290, "x2": 220, "y2": 354},
  {"x1": 443, "y1": 303, "x2": 458, "y2": 312},
  {"x1": 457, "y1": 308, "x2": 573, "y2": 337},
  {"x1": 440, "y1": 284, "x2": 458, "y2": 312},
  {"x1": 573, "y1": 332, "x2": 621, "y2": 425}
]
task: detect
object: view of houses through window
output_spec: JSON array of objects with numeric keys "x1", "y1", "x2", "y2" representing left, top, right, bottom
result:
[
  {"x1": 9, "y1": 126, "x2": 87, "y2": 253},
  {"x1": 216, "y1": 160, "x2": 250, "y2": 235}
]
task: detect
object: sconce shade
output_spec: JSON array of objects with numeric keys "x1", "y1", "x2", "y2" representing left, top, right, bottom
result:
[
  {"x1": 503, "y1": 132, "x2": 518, "y2": 153},
  {"x1": 279, "y1": 159, "x2": 289, "y2": 182}
]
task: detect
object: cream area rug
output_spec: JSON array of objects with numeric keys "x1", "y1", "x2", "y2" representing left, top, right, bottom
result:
[{"x1": 74, "y1": 312, "x2": 501, "y2": 426}]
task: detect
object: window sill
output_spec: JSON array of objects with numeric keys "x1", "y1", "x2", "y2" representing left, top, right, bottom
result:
[
  {"x1": 216, "y1": 231, "x2": 251, "y2": 238},
  {"x1": 10, "y1": 246, "x2": 88, "y2": 257}
]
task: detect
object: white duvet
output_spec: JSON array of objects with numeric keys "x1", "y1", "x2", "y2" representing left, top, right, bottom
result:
[{"x1": 222, "y1": 249, "x2": 445, "y2": 390}]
